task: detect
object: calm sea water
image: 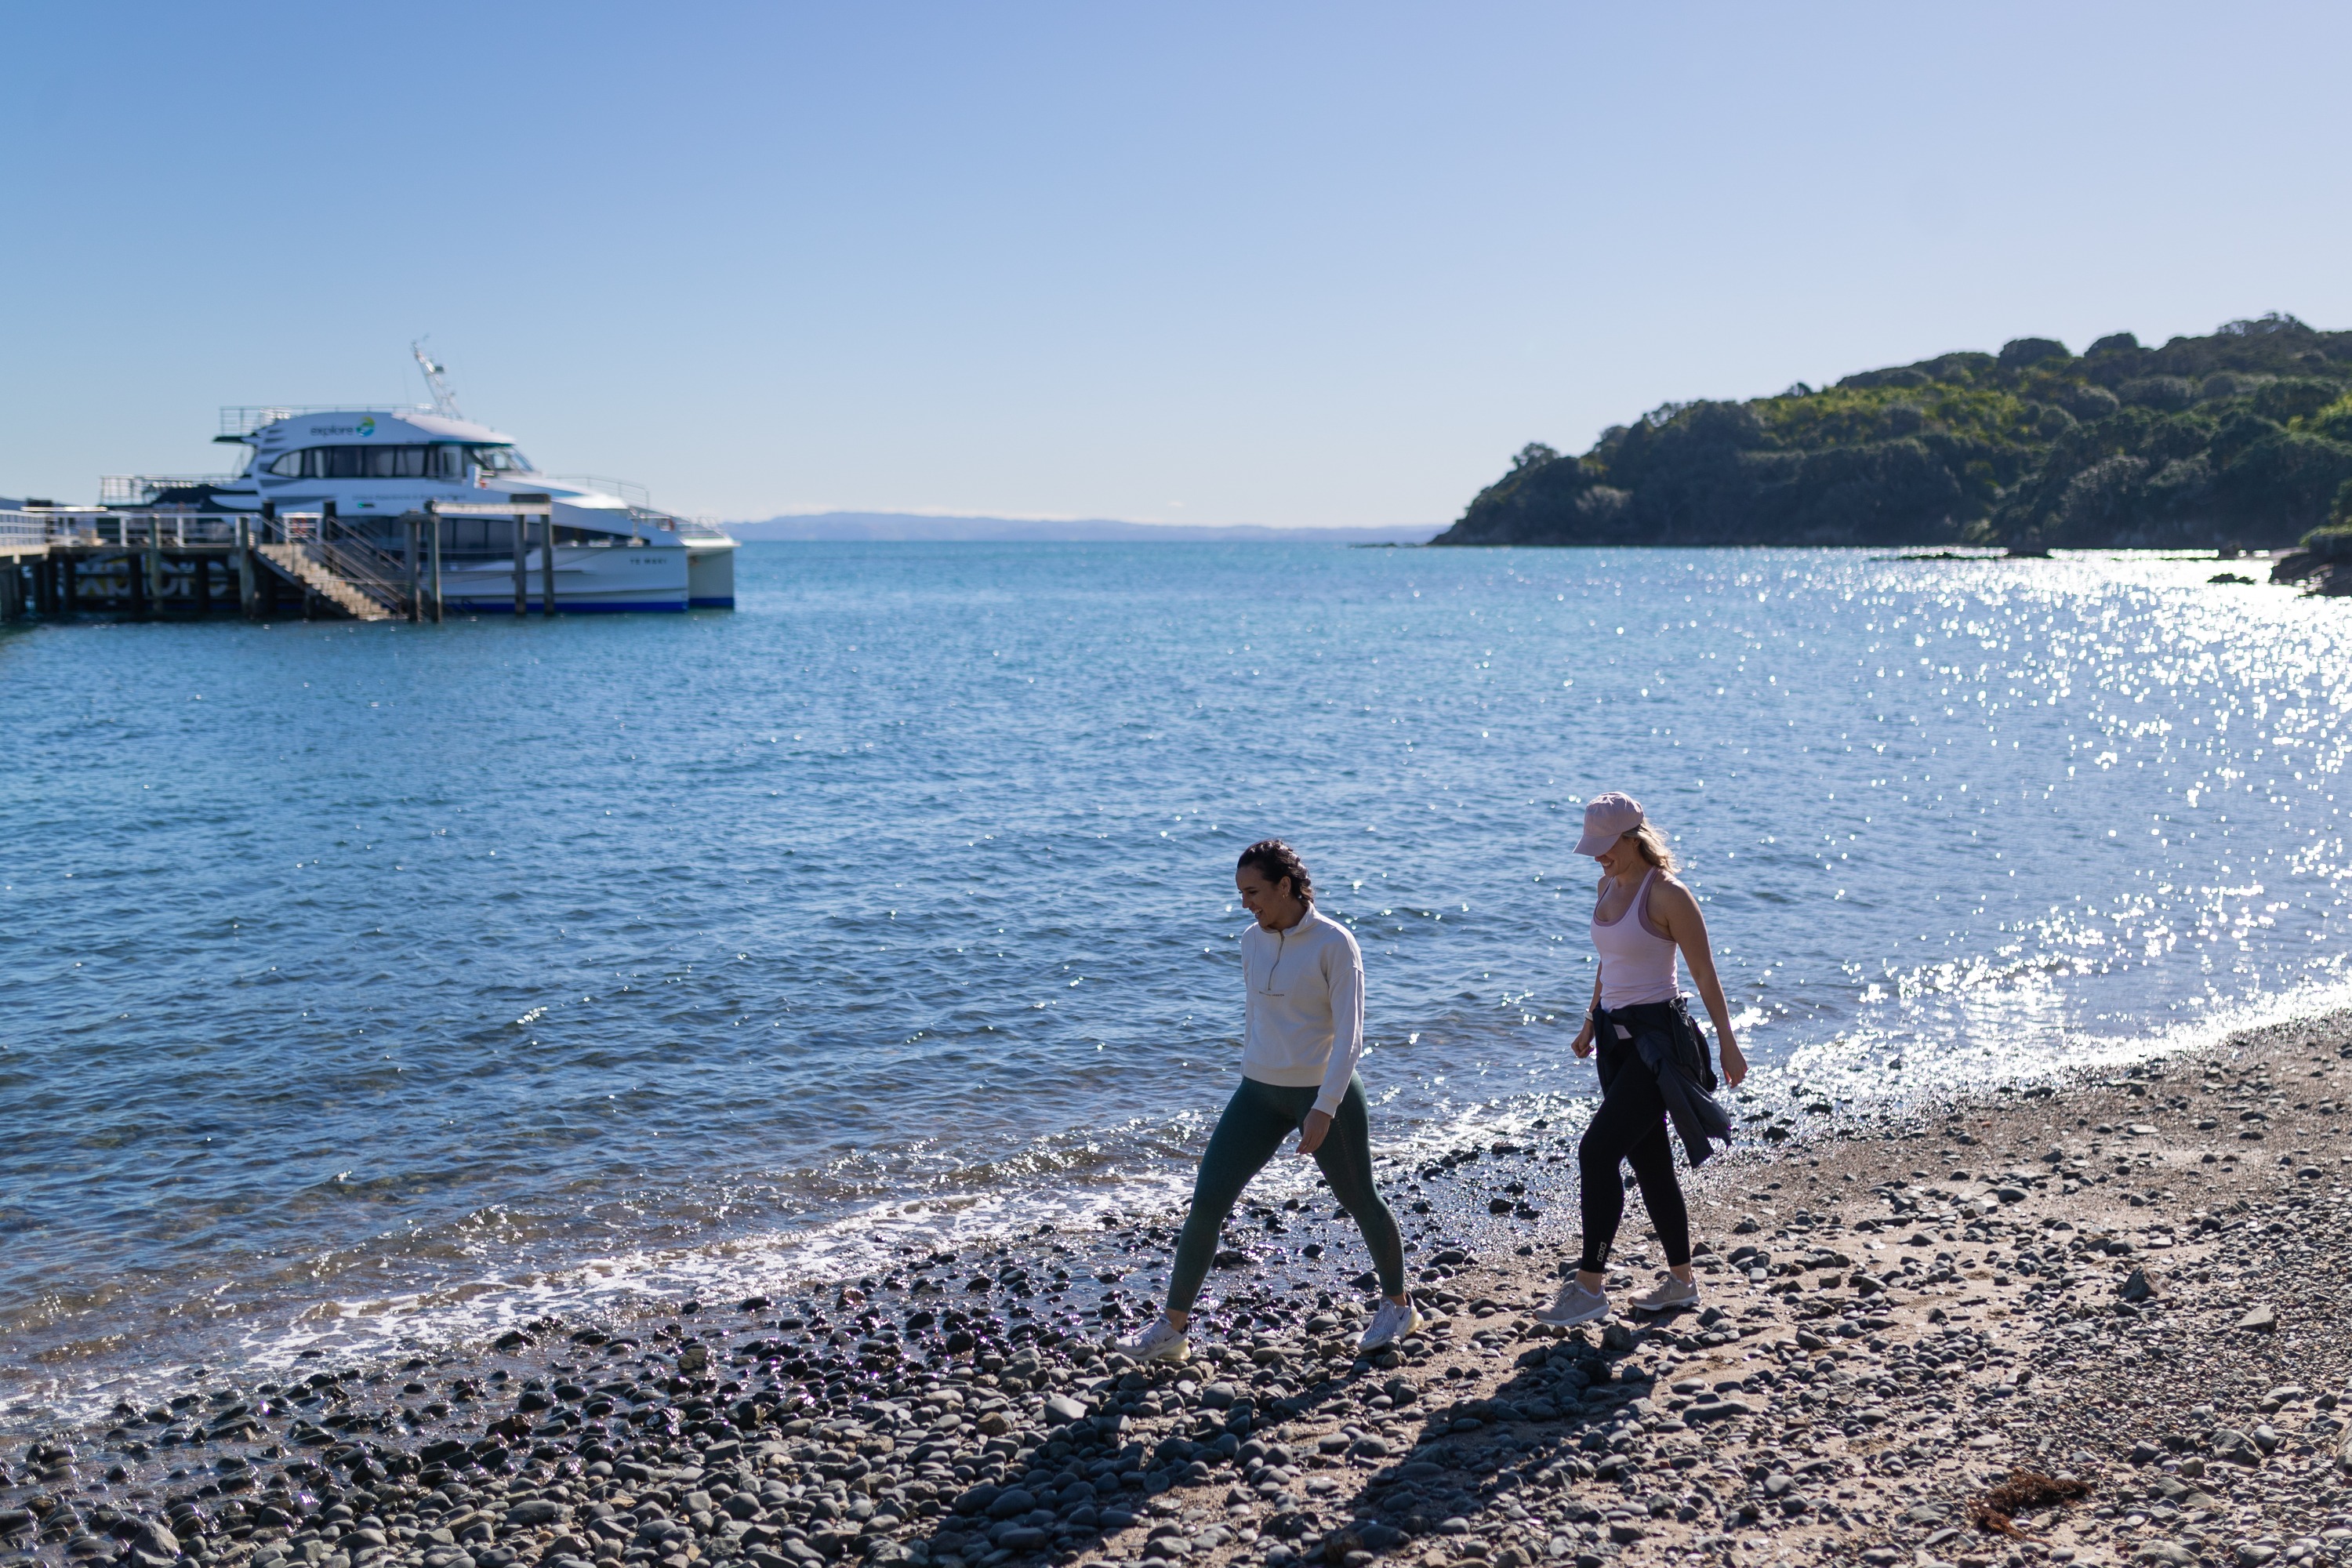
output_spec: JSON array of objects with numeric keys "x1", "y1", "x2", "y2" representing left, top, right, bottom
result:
[{"x1": 3, "y1": 543, "x2": 2347, "y2": 1426}]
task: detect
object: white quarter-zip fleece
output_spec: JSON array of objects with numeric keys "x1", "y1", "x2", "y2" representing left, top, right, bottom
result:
[{"x1": 1240, "y1": 902, "x2": 1365, "y2": 1116}]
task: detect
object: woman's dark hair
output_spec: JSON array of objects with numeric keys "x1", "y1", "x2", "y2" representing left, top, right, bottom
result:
[{"x1": 1236, "y1": 839, "x2": 1313, "y2": 902}]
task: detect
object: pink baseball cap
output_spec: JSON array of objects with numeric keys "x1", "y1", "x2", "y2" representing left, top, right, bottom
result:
[{"x1": 1575, "y1": 792, "x2": 1645, "y2": 856}]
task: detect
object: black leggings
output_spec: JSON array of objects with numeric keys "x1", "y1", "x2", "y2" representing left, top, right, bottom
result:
[
  {"x1": 1167, "y1": 1075, "x2": 1406, "y2": 1313},
  {"x1": 1577, "y1": 1040, "x2": 1692, "y2": 1275}
]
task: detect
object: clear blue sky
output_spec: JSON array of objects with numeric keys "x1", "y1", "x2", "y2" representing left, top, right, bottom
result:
[{"x1": 5, "y1": 2, "x2": 2348, "y2": 527}]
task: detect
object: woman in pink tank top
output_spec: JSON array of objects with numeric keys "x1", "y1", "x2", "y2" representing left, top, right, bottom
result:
[{"x1": 1534, "y1": 792, "x2": 1746, "y2": 1330}]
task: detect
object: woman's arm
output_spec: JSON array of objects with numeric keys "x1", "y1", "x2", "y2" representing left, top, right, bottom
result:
[
  {"x1": 1298, "y1": 931, "x2": 1365, "y2": 1156},
  {"x1": 1572, "y1": 873, "x2": 1606, "y2": 1059},
  {"x1": 1570, "y1": 970, "x2": 1602, "y2": 1058},
  {"x1": 1654, "y1": 878, "x2": 1746, "y2": 1087}
]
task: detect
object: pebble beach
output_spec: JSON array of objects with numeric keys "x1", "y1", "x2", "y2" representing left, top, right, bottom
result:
[{"x1": 7, "y1": 1013, "x2": 2350, "y2": 1568}]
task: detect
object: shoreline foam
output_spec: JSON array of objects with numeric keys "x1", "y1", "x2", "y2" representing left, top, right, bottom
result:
[
  {"x1": 27, "y1": 962, "x2": 2352, "y2": 1438},
  {"x1": 6, "y1": 1012, "x2": 2350, "y2": 1568}
]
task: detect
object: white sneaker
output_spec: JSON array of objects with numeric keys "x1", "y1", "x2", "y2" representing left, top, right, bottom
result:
[
  {"x1": 1630, "y1": 1274, "x2": 1699, "y2": 1313},
  {"x1": 1532, "y1": 1279, "x2": 1610, "y2": 1327},
  {"x1": 1357, "y1": 1297, "x2": 1426, "y2": 1354},
  {"x1": 1112, "y1": 1315, "x2": 1190, "y2": 1363}
]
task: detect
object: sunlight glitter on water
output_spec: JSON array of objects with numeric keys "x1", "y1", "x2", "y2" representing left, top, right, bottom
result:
[{"x1": 1, "y1": 543, "x2": 2346, "y2": 1426}]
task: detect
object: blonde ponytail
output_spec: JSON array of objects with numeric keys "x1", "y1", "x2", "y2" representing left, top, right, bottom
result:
[{"x1": 1624, "y1": 822, "x2": 1677, "y2": 872}]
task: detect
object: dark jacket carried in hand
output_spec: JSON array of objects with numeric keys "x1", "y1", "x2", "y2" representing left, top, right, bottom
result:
[{"x1": 1595, "y1": 996, "x2": 1733, "y2": 1168}]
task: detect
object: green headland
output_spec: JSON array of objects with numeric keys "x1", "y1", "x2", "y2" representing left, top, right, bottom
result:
[{"x1": 1436, "y1": 313, "x2": 2352, "y2": 551}]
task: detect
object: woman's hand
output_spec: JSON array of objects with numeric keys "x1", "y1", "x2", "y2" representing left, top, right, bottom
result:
[
  {"x1": 1571, "y1": 1020, "x2": 1595, "y2": 1059},
  {"x1": 1297, "y1": 1110, "x2": 1332, "y2": 1156},
  {"x1": 1719, "y1": 1033, "x2": 1747, "y2": 1089}
]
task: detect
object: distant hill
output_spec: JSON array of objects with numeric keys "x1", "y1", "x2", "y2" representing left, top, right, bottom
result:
[
  {"x1": 732, "y1": 511, "x2": 1436, "y2": 544},
  {"x1": 1435, "y1": 313, "x2": 2352, "y2": 550}
]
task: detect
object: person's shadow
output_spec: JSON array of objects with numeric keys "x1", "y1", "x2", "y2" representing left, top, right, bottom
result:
[
  {"x1": 1260, "y1": 1320, "x2": 1669, "y2": 1565},
  {"x1": 903, "y1": 1316, "x2": 1757, "y2": 1568}
]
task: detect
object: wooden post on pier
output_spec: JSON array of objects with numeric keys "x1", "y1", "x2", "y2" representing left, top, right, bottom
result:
[
  {"x1": 540, "y1": 514, "x2": 556, "y2": 615},
  {"x1": 1, "y1": 562, "x2": 18, "y2": 623},
  {"x1": 143, "y1": 524, "x2": 164, "y2": 617},
  {"x1": 428, "y1": 510, "x2": 445, "y2": 622},
  {"x1": 404, "y1": 515, "x2": 422, "y2": 622},
  {"x1": 511, "y1": 516, "x2": 527, "y2": 616},
  {"x1": 235, "y1": 515, "x2": 257, "y2": 618}
]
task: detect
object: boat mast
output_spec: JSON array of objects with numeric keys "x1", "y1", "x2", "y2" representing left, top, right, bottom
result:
[{"x1": 411, "y1": 340, "x2": 466, "y2": 419}]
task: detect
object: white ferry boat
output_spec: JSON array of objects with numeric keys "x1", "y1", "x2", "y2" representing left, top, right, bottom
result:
[{"x1": 113, "y1": 350, "x2": 736, "y2": 612}]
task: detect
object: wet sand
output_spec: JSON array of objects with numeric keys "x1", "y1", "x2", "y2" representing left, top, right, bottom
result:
[{"x1": 5, "y1": 1014, "x2": 2349, "y2": 1568}]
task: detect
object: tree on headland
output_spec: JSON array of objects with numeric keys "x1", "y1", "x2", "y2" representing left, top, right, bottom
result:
[{"x1": 1435, "y1": 315, "x2": 2352, "y2": 549}]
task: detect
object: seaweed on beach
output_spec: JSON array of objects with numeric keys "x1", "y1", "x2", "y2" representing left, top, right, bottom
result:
[{"x1": 1967, "y1": 1468, "x2": 2093, "y2": 1537}]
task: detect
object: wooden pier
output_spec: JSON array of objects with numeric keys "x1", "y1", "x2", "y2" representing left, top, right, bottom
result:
[{"x1": 0, "y1": 496, "x2": 557, "y2": 624}]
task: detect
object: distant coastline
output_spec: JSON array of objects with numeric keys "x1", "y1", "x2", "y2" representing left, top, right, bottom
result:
[{"x1": 729, "y1": 512, "x2": 1437, "y2": 545}]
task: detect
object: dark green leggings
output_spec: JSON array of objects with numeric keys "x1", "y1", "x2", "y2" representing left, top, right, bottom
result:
[{"x1": 1167, "y1": 1074, "x2": 1406, "y2": 1313}]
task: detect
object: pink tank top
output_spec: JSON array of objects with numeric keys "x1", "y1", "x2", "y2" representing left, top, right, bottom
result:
[{"x1": 1591, "y1": 868, "x2": 1680, "y2": 1009}]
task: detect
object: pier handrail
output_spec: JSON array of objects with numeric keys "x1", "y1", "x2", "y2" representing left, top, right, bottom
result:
[
  {"x1": 0, "y1": 511, "x2": 48, "y2": 550},
  {"x1": 19, "y1": 509, "x2": 243, "y2": 548},
  {"x1": 254, "y1": 515, "x2": 411, "y2": 616},
  {"x1": 312, "y1": 534, "x2": 410, "y2": 615}
]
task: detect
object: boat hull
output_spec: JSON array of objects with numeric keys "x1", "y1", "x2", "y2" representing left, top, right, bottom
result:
[
  {"x1": 436, "y1": 543, "x2": 689, "y2": 613},
  {"x1": 688, "y1": 543, "x2": 735, "y2": 608}
]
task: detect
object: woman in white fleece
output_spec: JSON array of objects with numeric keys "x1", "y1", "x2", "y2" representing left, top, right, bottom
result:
[{"x1": 1115, "y1": 839, "x2": 1418, "y2": 1364}]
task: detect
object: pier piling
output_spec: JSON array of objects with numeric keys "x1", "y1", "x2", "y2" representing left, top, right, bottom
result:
[
  {"x1": 234, "y1": 516, "x2": 257, "y2": 617},
  {"x1": 403, "y1": 516, "x2": 422, "y2": 623},
  {"x1": 5, "y1": 495, "x2": 600, "y2": 625}
]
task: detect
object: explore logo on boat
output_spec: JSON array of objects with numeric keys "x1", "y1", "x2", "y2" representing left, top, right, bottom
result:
[{"x1": 356, "y1": 417, "x2": 376, "y2": 437}]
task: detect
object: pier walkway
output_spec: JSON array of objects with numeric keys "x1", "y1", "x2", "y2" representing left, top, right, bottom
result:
[{"x1": 0, "y1": 497, "x2": 557, "y2": 624}]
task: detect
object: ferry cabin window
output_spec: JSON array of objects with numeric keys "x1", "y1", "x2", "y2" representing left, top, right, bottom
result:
[
  {"x1": 465, "y1": 445, "x2": 535, "y2": 473},
  {"x1": 268, "y1": 445, "x2": 464, "y2": 480}
]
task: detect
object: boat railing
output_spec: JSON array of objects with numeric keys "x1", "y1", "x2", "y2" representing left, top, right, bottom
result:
[
  {"x1": 99, "y1": 474, "x2": 247, "y2": 505},
  {"x1": 0, "y1": 512, "x2": 49, "y2": 551},
  {"x1": 552, "y1": 474, "x2": 652, "y2": 509},
  {"x1": 619, "y1": 504, "x2": 728, "y2": 540}
]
